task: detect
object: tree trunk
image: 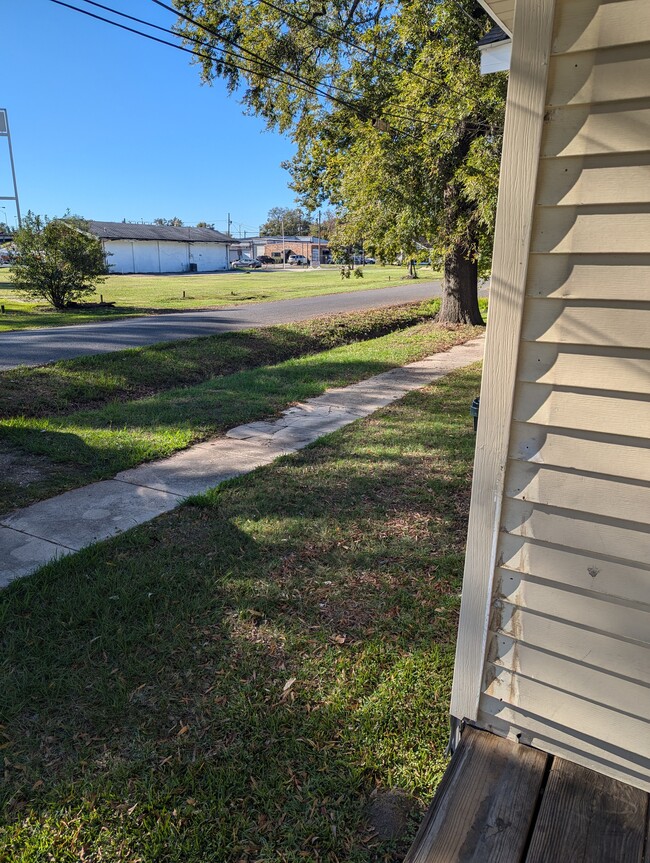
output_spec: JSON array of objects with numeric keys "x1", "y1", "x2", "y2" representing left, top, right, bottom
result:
[
  {"x1": 407, "y1": 258, "x2": 418, "y2": 278},
  {"x1": 439, "y1": 246, "x2": 484, "y2": 325}
]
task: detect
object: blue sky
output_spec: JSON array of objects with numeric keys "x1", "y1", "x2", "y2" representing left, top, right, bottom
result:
[{"x1": 2, "y1": 0, "x2": 299, "y2": 236}]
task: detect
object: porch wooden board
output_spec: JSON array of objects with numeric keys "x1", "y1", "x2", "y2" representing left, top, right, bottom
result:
[{"x1": 405, "y1": 726, "x2": 649, "y2": 863}]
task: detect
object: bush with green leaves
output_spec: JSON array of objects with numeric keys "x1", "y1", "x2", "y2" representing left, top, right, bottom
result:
[{"x1": 11, "y1": 212, "x2": 107, "y2": 309}]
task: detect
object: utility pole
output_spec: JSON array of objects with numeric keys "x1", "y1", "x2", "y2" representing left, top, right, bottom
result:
[
  {"x1": 317, "y1": 210, "x2": 322, "y2": 268},
  {"x1": 282, "y1": 216, "x2": 286, "y2": 269},
  {"x1": 227, "y1": 212, "x2": 232, "y2": 237},
  {"x1": 0, "y1": 109, "x2": 22, "y2": 227}
]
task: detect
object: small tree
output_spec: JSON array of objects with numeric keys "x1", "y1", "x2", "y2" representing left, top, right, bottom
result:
[
  {"x1": 11, "y1": 213, "x2": 107, "y2": 309},
  {"x1": 153, "y1": 217, "x2": 184, "y2": 226}
]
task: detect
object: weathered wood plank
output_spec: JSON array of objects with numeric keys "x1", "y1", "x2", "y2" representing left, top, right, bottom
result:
[
  {"x1": 525, "y1": 758, "x2": 648, "y2": 862},
  {"x1": 512, "y1": 381, "x2": 650, "y2": 438},
  {"x1": 552, "y1": 0, "x2": 650, "y2": 55},
  {"x1": 517, "y1": 344, "x2": 650, "y2": 395},
  {"x1": 547, "y1": 43, "x2": 650, "y2": 107},
  {"x1": 535, "y1": 152, "x2": 650, "y2": 207},
  {"x1": 542, "y1": 103, "x2": 650, "y2": 158},
  {"x1": 449, "y1": 0, "x2": 556, "y2": 723},
  {"x1": 404, "y1": 726, "x2": 547, "y2": 863},
  {"x1": 527, "y1": 253, "x2": 650, "y2": 301}
]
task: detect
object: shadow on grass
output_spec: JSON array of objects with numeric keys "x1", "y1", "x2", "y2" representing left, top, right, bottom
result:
[{"x1": 0, "y1": 369, "x2": 480, "y2": 861}]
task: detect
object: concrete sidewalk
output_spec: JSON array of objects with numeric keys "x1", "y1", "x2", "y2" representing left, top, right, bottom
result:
[{"x1": 0, "y1": 337, "x2": 484, "y2": 587}]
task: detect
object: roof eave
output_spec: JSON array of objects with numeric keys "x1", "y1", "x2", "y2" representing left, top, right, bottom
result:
[{"x1": 476, "y1": 0, "x2": 515, "y2": 38}]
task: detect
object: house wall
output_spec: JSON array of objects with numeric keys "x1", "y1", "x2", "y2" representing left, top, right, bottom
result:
[
  {"x1": 452, "y1": 0, "x2": 650, "y2": 792},
  {"x1": 104, "y1": 239, "x2": 229, "y2": 273}
]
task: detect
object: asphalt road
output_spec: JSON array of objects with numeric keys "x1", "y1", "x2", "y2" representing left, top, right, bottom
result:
[{"x1": 0, "y1": 281, "x2": 444, "y2": 370}]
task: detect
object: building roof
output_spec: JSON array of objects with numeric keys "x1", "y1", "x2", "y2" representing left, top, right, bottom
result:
[
  {"x1": 258, "y1": 236, "x2": 323, "y2": 244},
  {"x1": 88, "y1": 221, "x2": 233, "y2": 243},
  {"x1": 478, "y1": 23, "x2": 510, "y2": 48}
]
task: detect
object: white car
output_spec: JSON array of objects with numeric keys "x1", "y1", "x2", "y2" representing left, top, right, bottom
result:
[{"x1": 288, "y1": 254, "x2": 309, "y2": 266}]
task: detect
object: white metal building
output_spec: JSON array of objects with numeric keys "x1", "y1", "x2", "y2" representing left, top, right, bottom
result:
[{"x1": 88, "y1": 221, "x2": 233, "y2": 274}]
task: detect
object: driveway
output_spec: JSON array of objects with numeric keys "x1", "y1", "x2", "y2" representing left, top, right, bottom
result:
[{"x1": 0, "y1": 281, "x2": 448, "y2": 370}]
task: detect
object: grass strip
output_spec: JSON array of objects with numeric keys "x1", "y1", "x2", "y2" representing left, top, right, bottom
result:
[
  {"x1": 0, "y1": 300, "x2": 456, "y2": 420},
  {"x1": 0, "y1": 266, "x2": 440, "y2": 331},
  {"x1": 0, "y1": 363, "x2": 481, "y2": 863},
  {"x1": 0, "y1": 318, "x2": 482, "y2": 513}
]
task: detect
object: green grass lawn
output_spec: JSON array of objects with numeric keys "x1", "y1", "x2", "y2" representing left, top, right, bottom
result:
[
  {"x1": 0, "y1": 301, "x2": 482, "y2": 514},
  {"x1": 0, "y1": 362, "x2": 481, "y2": 863},
  {"x1": 0, "y1": 265, "x2": 440, "y2": 331}
]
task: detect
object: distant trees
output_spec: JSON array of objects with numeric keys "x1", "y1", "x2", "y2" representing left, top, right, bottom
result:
[
  {"x1": 308, "y1": 209, "x2": 337, "y2": 240},
  {"x1": 11, "y1": 212, "x2": 107, "y2": 309},
  {"x1": 153, "y1": 217, "x2": 184, "y2": 227},
  {"x1": 196, "y1": 221, "x2": 215, "y2": 229},
  {"x1": 260, "y1": 207, "x2": 310, "y2": 236}
]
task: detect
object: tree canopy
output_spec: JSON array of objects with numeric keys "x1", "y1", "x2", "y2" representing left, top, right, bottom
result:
[
  {"x1": 260, "y1": 206, "x2": 311, "y2": 236},
  {"x1": 175, "y1": 0, "x2": 506, "y2": 322},
  {"x1": 11, "y1": 213, "x2": 107, "y2": 309}
]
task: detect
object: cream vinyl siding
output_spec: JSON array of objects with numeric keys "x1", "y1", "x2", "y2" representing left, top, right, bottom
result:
[{"x1": 453, "y1": 0, "x2": 650, "y2": 792}]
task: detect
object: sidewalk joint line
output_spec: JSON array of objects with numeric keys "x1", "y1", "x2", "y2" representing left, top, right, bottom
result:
[{"x1": 0, "y1": 524, "x2": 78, "y2": 552}]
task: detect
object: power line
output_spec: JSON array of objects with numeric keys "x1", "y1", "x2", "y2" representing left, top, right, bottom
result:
[
  {"x1": 50, "y1": 0, "x2": 354, "y2": 109},
  {"x1": 50, "y1": 0, "x2": 488, "y2": 136},
  {"x1": 242, "y1": 0, "x2": 490, "y2": 113},
  {"x1": 150, "y1": 0, "x2": 491, "y2": 131}
]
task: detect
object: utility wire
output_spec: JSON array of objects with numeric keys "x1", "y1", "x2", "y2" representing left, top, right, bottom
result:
[
  {"x1": 58, "y1": 0, "x2": 361, "y2": 105},
  {"x1": 150, "y1": 0, "x2": 491, "y2": 130},
  {"x1": 241, "y1": 0, "x2": 490, "y2": 113},
  {"x1": 50, "y1": 0, "x2": 356, "y2": 110},
  {"x1": 50, "y1": 0, "x2": 488, "y2": 136}
]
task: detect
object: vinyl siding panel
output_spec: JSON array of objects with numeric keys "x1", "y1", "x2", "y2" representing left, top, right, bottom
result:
[
  {"x1": 454, "y1": 0, "x2": 650, "y2": 791},
  {"x1": 541, "y1": 102, "x2": 650, "y2": 158},
  {"x1": 508, "y1": 423, "x2": 650, "y2": 480},
  {"x1": 552, "y1": 0, "x2": 650, "y2": 54},
  {"x1": 527, "y1": 254, "x2": 650, "y2": 300},
  {"x1": 516, "y1": 344, "x2": 650, "y2": 394},
  {"x1": 501, "y1": 499, "x2": 649, "y2": 568}
]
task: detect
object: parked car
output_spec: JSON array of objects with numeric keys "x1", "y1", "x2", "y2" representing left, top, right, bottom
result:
[
  {"x1": 288, "y1": 254, "x2": 309, "y2": 266},
  {"x1": 352, "y1": 255, "x2": 375, "y2": 265},
  {"x1": 256, "y1": 255, "x2": 274, "y2": 264},
  {"x1": 231, "y1": 258, "x2": 262, "y2": 269}
]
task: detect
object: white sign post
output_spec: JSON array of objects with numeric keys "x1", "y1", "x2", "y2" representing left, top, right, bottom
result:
[{"x1": 0, "y1": 109, "x2": 22, "y2": 228}]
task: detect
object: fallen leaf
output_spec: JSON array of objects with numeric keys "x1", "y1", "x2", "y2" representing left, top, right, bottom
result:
[
  {"x1": 283, "y1": 677, "x2": 297, "y2": 693},
  {"x1": 177, "y1": 725, "x2": 189, "y2": 736}
]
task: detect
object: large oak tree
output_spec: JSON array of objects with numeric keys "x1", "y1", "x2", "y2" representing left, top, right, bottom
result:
[{"x1": 174, "y1": 0, "x2": 506, "y2": 323}]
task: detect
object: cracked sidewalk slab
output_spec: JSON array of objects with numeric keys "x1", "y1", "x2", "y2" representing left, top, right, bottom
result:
[{"x1": 0, "y1": 337, "x2": 484, "y2": 586}]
